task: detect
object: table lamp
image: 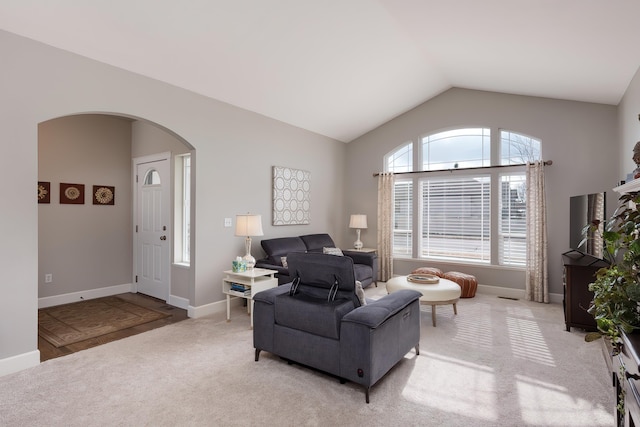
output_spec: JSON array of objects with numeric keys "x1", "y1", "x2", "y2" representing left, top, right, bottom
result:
[
  {"x1": 235, "y1": 214, "x2": 264, "y2": 269},
  {"x1": 349, "y1": 214, "x2": 367, "y2": 250}
]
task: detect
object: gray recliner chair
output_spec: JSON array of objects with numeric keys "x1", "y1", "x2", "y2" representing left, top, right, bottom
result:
[{"x1": 253, "y1": 252, "x2": 421, "y2": 403}]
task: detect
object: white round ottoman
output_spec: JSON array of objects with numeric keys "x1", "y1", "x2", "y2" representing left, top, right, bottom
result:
[{"x1": 386, "y1": 276, "x2": 461, "y2": 327}]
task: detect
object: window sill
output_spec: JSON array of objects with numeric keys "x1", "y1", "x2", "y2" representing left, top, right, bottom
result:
[
  {"x1": 173, "y1": 262, "x2": 190, "y2": 269},
  {"x1": 393, "y1": 257, "x2": 525, "y2": 272}
]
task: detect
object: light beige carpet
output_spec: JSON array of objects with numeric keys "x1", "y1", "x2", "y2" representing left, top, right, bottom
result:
[
  {"x1": 38, "y1": 296, "x2": 170, "y2": 347},
  {"x1": 3, "y1": 289, "x2": 614, "y2": 426}
]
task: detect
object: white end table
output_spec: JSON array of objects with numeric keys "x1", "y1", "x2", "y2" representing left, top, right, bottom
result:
[
  {"x1": 346, "y1": 247, "x2": 377, "y2": 253},
  {"x1": 222, "y1": 268, "x2": 278, "y2": 328}
]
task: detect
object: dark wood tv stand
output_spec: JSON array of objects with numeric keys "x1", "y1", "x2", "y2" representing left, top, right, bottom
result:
[{"x1": 562, "y1": 250, "x2": 609, "y2": 332}]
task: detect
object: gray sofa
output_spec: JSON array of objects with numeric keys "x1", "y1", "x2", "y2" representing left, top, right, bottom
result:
[
  {"x1": 255, "y1": 233, "x2": 378, "y2": 287},
  {"x1": 253, "y1": 252, "x2": 421, "y2": 403}
]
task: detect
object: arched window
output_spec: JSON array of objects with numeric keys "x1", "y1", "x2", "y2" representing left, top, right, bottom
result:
[
  {"x1": 385, "y1": 142, "x2": 413, "y2": 172},
  {"x1": 144, "y1": 169, "x2": 161, "y2": 185},
  {"x1": 422, "y1": 128, "x2": 490, "y2": 170},
  {"x1": 500, "y1": 130, "x2": 541, "y2": 165},
  {"x1": 384, "y1": 128, "x2": 541, "y2": 266}
]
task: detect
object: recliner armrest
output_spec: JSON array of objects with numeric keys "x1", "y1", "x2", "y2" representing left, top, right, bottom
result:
[
  {"x1": 253, "y1": 283, "x2": 292, "y2": 305},
  {"x1": 341, "y1": 289, "x2": 421, "y2": 329},
  {"x1": 342, "y1": 250, "x2": 376, "y2": 267}
]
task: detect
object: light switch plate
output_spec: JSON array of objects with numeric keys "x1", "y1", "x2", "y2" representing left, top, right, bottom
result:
[{"x1": 224, "y1": 217, "x2": 232, "y2": 227}]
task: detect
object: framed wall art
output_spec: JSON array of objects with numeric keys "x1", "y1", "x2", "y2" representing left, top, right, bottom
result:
[
  {"x1": 272, "y1": 166, "x2": 310, "y2": 225},
  {"x1": 93, "y1": 185, "x2": 115, "y2": 205},
  {"x1": 38, "y1": 181, "x2": 50, "y2": 204},
  {"x1": 60, "y1": 183, "x2": 85, "y2": 204}
]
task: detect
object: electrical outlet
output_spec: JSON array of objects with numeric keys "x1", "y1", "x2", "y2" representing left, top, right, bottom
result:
[
  {"x1": 45, "y1": 274, "x2": 53, "y2": 283},
  {"x1": 224, "y1": 217, "x2": 232, "y2": 227}
]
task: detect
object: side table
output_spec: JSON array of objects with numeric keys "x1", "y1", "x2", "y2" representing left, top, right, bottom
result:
[
  {"x1": 351, "y1": 247, "x2": 377, "y2": 253},
  {"x1": 222, "y1": 268, "x2": 278, "y2": 328}
]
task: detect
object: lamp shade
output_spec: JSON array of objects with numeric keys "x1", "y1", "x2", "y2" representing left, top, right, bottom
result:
[
  {"x1": 349, "y1": 214, "x2": 368, "y2": 229},
  {"x1": 235, "y1": 214, "x2": 264, "y2": 237}
]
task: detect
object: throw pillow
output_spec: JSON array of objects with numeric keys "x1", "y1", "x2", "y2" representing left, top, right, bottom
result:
[
  {"x1": 323, "y1": 247, "x2": 344, "y2": 256},
  {"x1": 281, "y1": 256, "x2": 288, "y2": 268},
  {"x1": 355, "y1": 280, "x2": 366, "y2": 305}
]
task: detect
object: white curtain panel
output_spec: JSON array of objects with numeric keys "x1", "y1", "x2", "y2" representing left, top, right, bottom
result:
[
  {"x1": 525, "y1": 161, "x2": 549, "y2": 303},
  {"x1": 377, "y1": 172, "x2": 394, "y2": 282}
]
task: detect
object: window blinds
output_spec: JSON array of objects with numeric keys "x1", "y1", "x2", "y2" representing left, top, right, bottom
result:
[{"x1": 420, "y1": 177, "x2": 490, "y2": 263}]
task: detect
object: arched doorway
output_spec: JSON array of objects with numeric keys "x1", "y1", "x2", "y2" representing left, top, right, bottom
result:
[{"x1": 38, "y1": 113, "x2": 195, "y2": 309}]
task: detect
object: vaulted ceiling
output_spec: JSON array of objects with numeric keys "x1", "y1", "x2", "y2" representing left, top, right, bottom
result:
[{"x1": 1, "y1": 1, "x2": 639, "y2": 142}]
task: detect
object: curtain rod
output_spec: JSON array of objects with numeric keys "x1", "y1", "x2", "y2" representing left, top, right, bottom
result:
[{"x1": 372, "y1": 160, "x2": 553, "y2": 177}]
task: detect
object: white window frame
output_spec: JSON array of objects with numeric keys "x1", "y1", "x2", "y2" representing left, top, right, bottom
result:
[
  {"x1": 385, "y1": 141, "x2": 413, "y2": 173},
  {"x1": 498, "y1": 173, "x2": 527, "y2": 266},
  {"x1": 174, "y1": 154, "x2": 191, "y2": 265},
  {"x1": 419, "y1": 175, "x2": 491, "y2": 264},
  {"x1": 384, "y1": 128, "x2": 541, "y2": 267},
  {"x1": 393, "y1": 179, "x2": 413, "y2": 257}
]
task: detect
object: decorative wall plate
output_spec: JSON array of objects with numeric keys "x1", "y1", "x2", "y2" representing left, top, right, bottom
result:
[
  {"x1": 60, "y1": 183, "x2": 85, "y2": 204},
  {"x1": 38, "y1": 181, "x2": 50, "y2": 204},
  {"x1": 93, "y1": 185, "x2": 115, "y2": 205}
]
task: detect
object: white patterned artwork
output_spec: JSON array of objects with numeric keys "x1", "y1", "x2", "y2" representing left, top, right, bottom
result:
[{"x1": 272, "y1": 166, "x2": 311, "y2": 225}]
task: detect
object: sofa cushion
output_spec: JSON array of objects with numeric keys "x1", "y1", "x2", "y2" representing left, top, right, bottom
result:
[
  {"x1": 275, "y1": 293, "x2": 354, "y2": 339},
  {"x1": 261, "y1": 237, "x2": 306, "y2": 265},
  {"x1": 300, "y1": 233, "x2": 336, "y2": 252}
]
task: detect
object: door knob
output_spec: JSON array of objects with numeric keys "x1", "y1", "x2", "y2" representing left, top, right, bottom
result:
[{"x1": 160, "y1": 235, "x2": 166, "y2": 241}]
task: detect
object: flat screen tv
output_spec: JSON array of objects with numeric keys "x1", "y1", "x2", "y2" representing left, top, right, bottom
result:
[{"x1": 569, "y1": 192, "x2": 606, "y2": 258}]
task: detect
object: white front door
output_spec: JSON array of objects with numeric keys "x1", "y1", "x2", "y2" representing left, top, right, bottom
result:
[{"x1": 135, "y1": 155, "x2": 170, "y2": 301}]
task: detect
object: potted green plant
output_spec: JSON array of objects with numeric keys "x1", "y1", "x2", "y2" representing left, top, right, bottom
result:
[{"x1": 586, "y1": 191, "x2": 640, "y2": 342}]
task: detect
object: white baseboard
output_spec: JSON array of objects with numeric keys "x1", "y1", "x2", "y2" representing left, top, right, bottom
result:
[
  {"x1": 477, "y1": 284, "x2": 562, "y2": 304},
  {"x1": 168, "y1": 294, "x2": 189, "y2": 310},
  {"x1": 549, "y1": 292, "x2": 563, "y2": 305},
  {"x1": 38, "y1": 283, "x2": 133, "y2": 308},
  {"x1": 0, "y1": 350, "x2": 40, "y2": 377}
]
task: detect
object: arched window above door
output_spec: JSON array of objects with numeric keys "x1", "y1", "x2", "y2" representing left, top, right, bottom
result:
[{"x1": 144, "y1": 169, "x2": 161, "y2": 185}]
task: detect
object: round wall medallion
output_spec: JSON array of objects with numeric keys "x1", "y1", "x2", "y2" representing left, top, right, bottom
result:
[
  {"x1": 95, "y1": 187, "x2": 114, "y2": 204},
  {"x1": 60, "y1": 183, "x2": 84, "y2": 204},
  {"x1": 65, "y1": 186, "x2": 80, "y2": 200}
]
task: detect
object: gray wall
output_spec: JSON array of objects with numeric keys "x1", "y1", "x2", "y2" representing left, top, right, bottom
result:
[
  {"x1": 0, "y1": 30, "x2": 345, "y2": 372},
  {"x1": 345, "y1": 88, "x2": 619, "y2": 296},
  {"x1": 38, "y1": 115, "x2": 133, "y2": 298},
  {"x1": 619, "y1": 66, "x2": 640, "y2": 177}
]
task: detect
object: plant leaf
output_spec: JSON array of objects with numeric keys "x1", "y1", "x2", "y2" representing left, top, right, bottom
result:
[
  {"x1": 627, "y1": 283, "x2": 640, "y2": 301},
  {"x1": 584, "y1": 332, "x2": 602, "y2": 342}
]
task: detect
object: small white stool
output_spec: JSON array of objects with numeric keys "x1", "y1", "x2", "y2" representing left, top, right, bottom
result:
[{"x1": 386, "y1": 276, "x2": 461, "y2": 327}]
